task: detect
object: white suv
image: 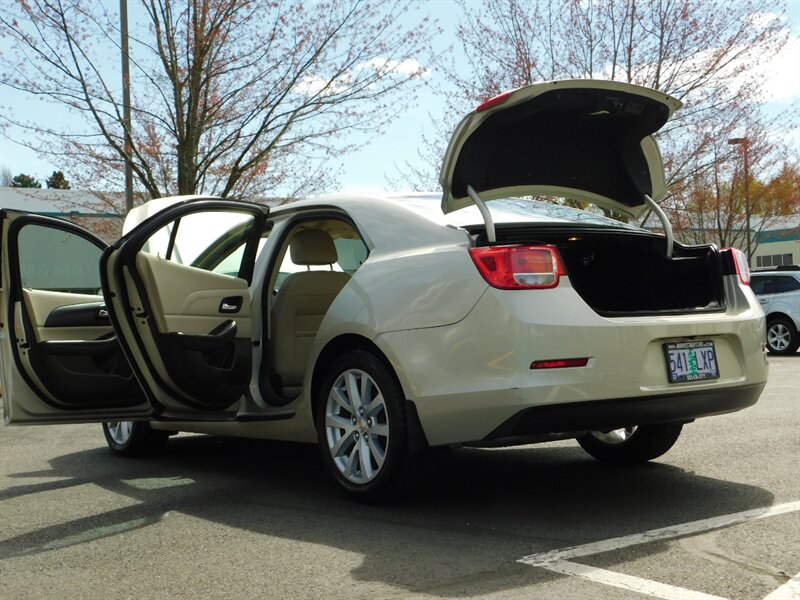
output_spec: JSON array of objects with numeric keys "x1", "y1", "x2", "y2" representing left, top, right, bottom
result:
[{"x1": 751, "y1": 267, "x2": 800, "y2": 354}]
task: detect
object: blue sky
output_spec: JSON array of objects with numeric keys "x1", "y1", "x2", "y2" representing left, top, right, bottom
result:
[
  {"x1": 340, "y1": 0, "x2": 800, "y2": 193},
  {"x1": 1, "y1": 0, "x2": 798, "y2": 192}
]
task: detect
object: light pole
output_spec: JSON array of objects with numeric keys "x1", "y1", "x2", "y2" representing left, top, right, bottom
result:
[
  {"x1": 120, "y1": 0, "x2": 133, "y2": 213},
  {"x1": 728, "y1": 137, "x2": 750, "y2": 262}
]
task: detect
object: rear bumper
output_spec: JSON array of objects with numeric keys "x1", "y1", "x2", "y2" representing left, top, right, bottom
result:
[
  {"x1": 376, "y1": 278, "x2": 768, "y2": 446},
  {"x1": 485, "y1": 382, "x2": 765, "y2": 441}
]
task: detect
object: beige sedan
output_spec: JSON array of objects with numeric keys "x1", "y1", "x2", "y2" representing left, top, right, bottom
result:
[{"x1": 1, "y1": 80, "x2": 768, "y2": 501}]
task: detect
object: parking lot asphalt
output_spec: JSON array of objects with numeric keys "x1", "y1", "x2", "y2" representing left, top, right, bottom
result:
[{"x1": 1, "y1": 355, "x2": 798, "y2": 600}]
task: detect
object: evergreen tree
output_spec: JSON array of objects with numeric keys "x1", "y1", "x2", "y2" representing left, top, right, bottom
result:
[
  {"x1": 46, "y1": 170, "x2": 71, "y2": 189},
  {"x1": 11, "y1": 173, "x2": 41, "y2": 188}
]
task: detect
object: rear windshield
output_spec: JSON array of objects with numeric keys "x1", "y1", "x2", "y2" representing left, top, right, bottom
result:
[{"x1": 390, "y1": 194, "x2": 644, "y2": 231}]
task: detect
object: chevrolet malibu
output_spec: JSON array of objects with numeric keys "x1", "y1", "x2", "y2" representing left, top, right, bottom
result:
[{"x1": 0, "y1": 80, "x2": 768, "y2": 501}]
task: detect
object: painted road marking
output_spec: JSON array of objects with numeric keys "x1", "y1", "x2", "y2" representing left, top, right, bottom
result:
[
  {"x1": 16, "y1": 517, "x2": 154, "y2": 557},
  {"x1": 519, "y1": 501, "x2": 800, "y2": 600},
  {"x1": 121, "y1": 476, "x2": 195, "y2": 490},
  {"x1": 544, "y1": 559, "x2": 727, "y2": 600},
  {"x1": 763, "y1": 572, "x2": 800, "y2": 600},
  {"x1": 520, "y1": 501, "x2": 800, "y2": 565}
]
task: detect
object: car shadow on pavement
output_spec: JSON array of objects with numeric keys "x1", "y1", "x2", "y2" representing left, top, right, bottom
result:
[{"x1": 0, "y1": 434, "x2": 777, "y2": 597}]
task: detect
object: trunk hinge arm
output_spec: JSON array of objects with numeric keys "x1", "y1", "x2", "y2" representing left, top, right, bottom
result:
[
  {"x1": 643, "y1": 194, "x2": 673, "y2": 258},
  {"x1": 466, "y1": 185, "x2": 496, "y2": 243}
]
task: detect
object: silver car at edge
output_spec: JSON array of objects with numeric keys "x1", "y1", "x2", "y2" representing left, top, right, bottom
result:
[
  {"x1": 1, "y1": 80, "x2": 768, "y2": 502},
  {"x1": 750, "y1": 267, "x2": 800, "y2": 354}
]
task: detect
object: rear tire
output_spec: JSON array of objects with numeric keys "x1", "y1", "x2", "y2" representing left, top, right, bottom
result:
[
  {"x1": 102, "y1": 421, "x2": 169, "y2": 457},
  {"x1": 316, "y1": 349, "x2": 434, "y2": 503},
  {"x1": 577, "y1": 423, "x2": 683, "y2": 464},
  {"x1": 766, "y1": 316, "x2": 799, "y2": 355}
]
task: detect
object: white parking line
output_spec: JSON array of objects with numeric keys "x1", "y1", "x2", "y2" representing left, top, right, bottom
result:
[
  {"x1": 544, "y1": 560, "x2": 727, "y2": 600},
  {"x1": 518, "y1": 501, "x2": 800, "y2": 600},
  {"x1": 520, "y1": 501, "x2": 800, "y2": 566},
  {"x1": 763, "y1": 572, "x2": 800, "y2": 600}
]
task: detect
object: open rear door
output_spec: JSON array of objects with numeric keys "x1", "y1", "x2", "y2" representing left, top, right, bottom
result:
[
  {"x1": 101, "y1": 199, "x2": 268, "y2": 420},
  {"x1": 1, "y1": 211, "x2": 150, "y2": 424}
]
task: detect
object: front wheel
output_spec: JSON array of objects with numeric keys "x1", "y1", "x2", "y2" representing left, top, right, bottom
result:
[
  {"x1": 316, "y1": 349, "x2": 431, "y2": 503},
  {"x1": 102, "y1": 421, "x2": 170, "y2": 457},
  {"x1": 766, "y1": 316, "x2": 799, "y2": 355},
  {"x1": 577, "y1": 423, "x2": 683, "y2": 464}
]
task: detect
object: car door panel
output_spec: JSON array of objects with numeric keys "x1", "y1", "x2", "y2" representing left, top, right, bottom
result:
[
  {"x1": 135, "y1": 252, "x2": 251, "y2": 336},
  {"x1": 18, "y1": 288, "x2": 141, "y2": 406},
  {"x1": 24, "y1": 289, "x2": 110, "y2": 340},
  {"x1": 102, "y1": 200, "x2": 268, "y2": 419},
  {"x1": 1, "y1": 211, "x2": 150, "y2": 423},
  {"x1": 125, "y1": 252, "x2": 252, "y2": 410}
]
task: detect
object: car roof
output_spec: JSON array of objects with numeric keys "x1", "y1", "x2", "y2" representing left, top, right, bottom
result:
[
  {"x1": 751, "y1": 270, "x2": 800, "y2": 277},
  {"x1": 120, "y1": 193, "x2": 644, "y2": 256},
  {"x1": 272, "y1": 192, "x2": 643, "y2": 230}
]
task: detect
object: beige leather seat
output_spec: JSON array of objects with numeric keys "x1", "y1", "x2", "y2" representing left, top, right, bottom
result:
[{"x1": 269, "y1": 229, "x2": 350, "y2": 396}]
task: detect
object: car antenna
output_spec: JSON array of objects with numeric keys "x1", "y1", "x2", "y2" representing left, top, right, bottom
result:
[{"x1": 466, "y1": 185, "x2": 496, "y2": 243}]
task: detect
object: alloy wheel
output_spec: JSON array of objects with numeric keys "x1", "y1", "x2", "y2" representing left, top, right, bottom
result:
[
  {"x1": 105, "y1": 421, "x2": 134, "y2": 445},
  {"x1": 767, "y1": 323, "x2": 790, "y2": 352},
  {"x1": 324, "y1": 369, "x2": 390, "y2": 485}
]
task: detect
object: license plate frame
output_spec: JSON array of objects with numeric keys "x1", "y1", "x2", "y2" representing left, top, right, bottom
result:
[{"x1": 663, "y1": 340, "x2": 720, "y2": 384}]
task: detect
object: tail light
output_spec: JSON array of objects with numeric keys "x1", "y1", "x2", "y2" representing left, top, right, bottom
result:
[
  {"x1": 723, "y1": 247, "x2": 750, "y2": 285},
  {"x1": 476, "y1": 90, "x2": 513, "y2": 112},
  {"x1": 469, "y1": 244, "x2": 566, "y2": 289}
]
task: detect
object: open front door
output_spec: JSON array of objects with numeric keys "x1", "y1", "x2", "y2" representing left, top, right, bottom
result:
[
  {"x1": 1, "y1": 211, "x2": 150, "y2": 424},
  {"x1": 101, "y1": 200, "x2": 268, "y2": 420}
]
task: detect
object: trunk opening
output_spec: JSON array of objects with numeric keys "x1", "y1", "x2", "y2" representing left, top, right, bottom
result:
[{"x1": 469, "y1": 224, "x2": 725, "y2": 316}]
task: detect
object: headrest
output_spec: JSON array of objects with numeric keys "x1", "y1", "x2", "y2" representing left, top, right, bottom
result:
[{"x1": 290, "y1": 229, "x2": 337, "y2": 265}]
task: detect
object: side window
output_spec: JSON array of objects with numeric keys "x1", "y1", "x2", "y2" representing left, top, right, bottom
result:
[
  {"x1": 773, "y1": 276, "x2": 800, "y2": 294},
  {"x1": 750, "y1": 277, "x2": 769, "y2": 295},
  {"x1": 210, "y1": 236, "x2": 269, "y2": 277},
  {"x1": 171, "y1": 211, "x2": 255, "y2": 269},
  {"x1": 17, "y1": 224, "x2": 103, "y2": 294},
  {"x1": 139, "y1": 211, "x2": 259, "y2": 278},
  {"x1": 275, "y1": 220, "x2": 368, "y2": 291},
  {"x1": 140, "y1": 222, "x2": 173, "y2": 258},
  {"x1": 334, "y1": 237, "x2": 368, "y2": 274}
]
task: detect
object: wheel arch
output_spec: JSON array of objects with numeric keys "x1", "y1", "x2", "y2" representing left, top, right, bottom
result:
[
  {"x1": 310, "y1": 333, "x2": 429, "y2": 453},
  {"x1": 766, "y1": 311, "x2": 799, "y2": 328}
]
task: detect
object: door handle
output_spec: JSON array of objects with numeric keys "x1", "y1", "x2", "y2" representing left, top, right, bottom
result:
[{"x1": 219, "y1": 296, "x2": 243, "y2": 314}]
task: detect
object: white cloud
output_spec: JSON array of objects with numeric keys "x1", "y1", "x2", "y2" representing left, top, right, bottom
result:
[
  {"x1": 748, "y1": 11, "x2": 783, "y2": 29},
  {"x1": 757, "y1": 35, "x2": 800, "y2": 103},
  {"x1": 360, "y1": 57, "x2": 430, "y2": 77},
  {"x1": 295, "y1": 58, "x2": 428, "y2": 98},
  {"x1": 295, "y1": 74, "x2": 351, "y2": 97}
]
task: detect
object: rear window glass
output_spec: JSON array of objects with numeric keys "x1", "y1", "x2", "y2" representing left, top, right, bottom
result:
[{"x1": 391, "y1": 194, "x2": 644, "y2": 230}]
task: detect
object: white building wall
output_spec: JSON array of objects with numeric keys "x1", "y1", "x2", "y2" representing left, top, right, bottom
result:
[{"x1": 753, "y1": 239, "x2": 800, "y2": 268}]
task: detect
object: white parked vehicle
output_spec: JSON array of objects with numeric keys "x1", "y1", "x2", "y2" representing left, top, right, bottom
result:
[
  {"x1": 1, "y1": 80, "x2": 768, "y2": 501},
  {"x1": 750, "y1": 267, "x2": 800, "y2": 354}
]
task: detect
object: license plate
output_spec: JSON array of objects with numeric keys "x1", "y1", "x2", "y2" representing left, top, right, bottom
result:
[{"x1": 663, "y1": 341, "x2": 720, "y2": 383}]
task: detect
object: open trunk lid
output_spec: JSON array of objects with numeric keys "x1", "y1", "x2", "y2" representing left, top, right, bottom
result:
[{"x1": 440, "y1": 80, "x2": 682, "y2": 219}]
